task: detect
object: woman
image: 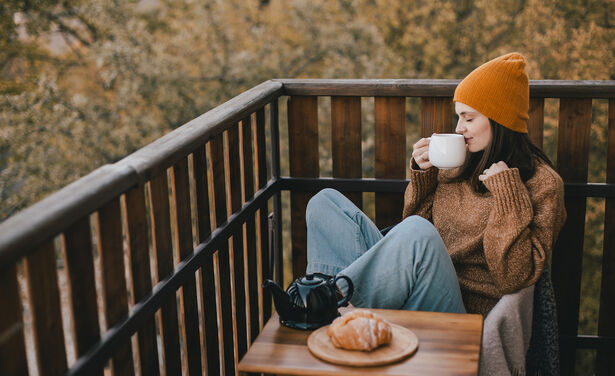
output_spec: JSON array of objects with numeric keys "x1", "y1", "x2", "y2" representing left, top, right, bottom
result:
[{"x1": 305, "y1": 52, "x2": 566, "y2": 316}]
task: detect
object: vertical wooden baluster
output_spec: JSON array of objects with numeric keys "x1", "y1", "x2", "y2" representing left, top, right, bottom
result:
[
  {"x1": 210, "y1": 132, "x2": 236, "y2": 375},
  {"x1": 96, "y1": 198, "x2": 134, "y2": 375},
  {"x1": 288, "y1": 96, "x2": 319, "y2": 279},
  {"x1": 254, "y1": 107, "x2": 271, "y2": 324},
  {"x1": 227, "y1": 123, "x2": 249, "y2": 360},
  {"x1": 149, "y1": 173, "x2": 182, "y2": 376},
  {"x1": 375, "y1": 97, "x2": 406, "y2": 229},
  {"x1": 331, "y1": 96, "x2": 362, "y2": 208},
  {"x1": 528, "y1": 98, "x2": 545, "y2": 148},
  {"x1": 420, "y1": 97, "x2": 453, "y2": 136},
  {"x1": 62, "y1": 217, "x2": 102, "y2": 376},
  {"x1": 0, "y1": 264, "x2": 28, "y2": 376},
  {"x1": 124, "y1": 185, "x2": 160, "y2": 376},
  {"x1": 24, "y1": 240, "x2": 68, "y2": 376},
  {"x1": 551, "y1": 98, "x2": 592, "y2": 375},
  {"x1": 193, "y1": 145, "x2": 220, "y2": 376},
  {"x1": 170, "y1": 157, "x2": 203, "y2": 375},
  {"x1": 270, "y1": 99, "x2": 283, "y2": 288},
  {"x1": 597, "y1": 99, "x2": 615, "y2": 375},
  {"x1": 242, "y1": 114, "x2": 260, "y2": 343}
]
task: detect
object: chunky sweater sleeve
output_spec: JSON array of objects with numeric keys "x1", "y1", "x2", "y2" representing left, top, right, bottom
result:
[
  {"x1": 402, "y1": 162, "x2": 438, "y2": 221},
  {"x1": 482, "y1": 166, "x2": 566, "y2": 294}
]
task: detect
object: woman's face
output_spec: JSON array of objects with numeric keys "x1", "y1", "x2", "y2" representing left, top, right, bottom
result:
[{"x1": 454, "y1": 102, "x2": 493, "y2": 153}]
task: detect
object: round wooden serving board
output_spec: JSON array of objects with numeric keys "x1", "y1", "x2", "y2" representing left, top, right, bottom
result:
[{"x1": 307, "y1": 323, "x2": 419, "y2": 367}]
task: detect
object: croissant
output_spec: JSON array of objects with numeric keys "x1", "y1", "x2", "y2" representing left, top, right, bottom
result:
[{"x1": 327, "y1": 309, "x2": 392, "y2": 351}]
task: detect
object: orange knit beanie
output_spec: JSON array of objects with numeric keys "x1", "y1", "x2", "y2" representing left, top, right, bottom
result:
[{"x1": 453, "y1": 52, "x2": 529, "y2": 133}]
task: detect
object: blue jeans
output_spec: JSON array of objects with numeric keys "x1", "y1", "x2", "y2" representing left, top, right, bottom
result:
[{"x1": 306, "y1": 188, "x2": 466, "y2": 313}]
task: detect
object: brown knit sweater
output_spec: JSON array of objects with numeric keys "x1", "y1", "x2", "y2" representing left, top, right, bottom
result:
[{"x1": 403, "y1": 161, "x2": 566, "y2": 316}]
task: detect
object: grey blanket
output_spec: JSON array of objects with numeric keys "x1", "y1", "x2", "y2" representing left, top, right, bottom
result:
[
  {"x1": 480, "y1": 269, "x2": 560, "y2": 376},
  {"x1": 480, "y1": 285, "x2": 535, "y2": 376}
]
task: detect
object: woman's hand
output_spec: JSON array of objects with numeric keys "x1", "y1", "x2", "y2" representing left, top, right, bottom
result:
[
  {"x1": 411, "y1": 137, "x2": 433, "y2": 170},
  {"x1": 478, "y1": 161, "x2": 509, "y2": 181}
]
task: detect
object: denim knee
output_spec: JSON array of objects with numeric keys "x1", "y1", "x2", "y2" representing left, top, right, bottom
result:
[
  {"x1": 306, "y1": 188, "x2": 341, "y2": 223},
  {"x1": 394, "y1": 215, "x2": 439, "y2": 239},
  {"x1": 387, "y1": 216, "x2": 446, "y2": 256}
]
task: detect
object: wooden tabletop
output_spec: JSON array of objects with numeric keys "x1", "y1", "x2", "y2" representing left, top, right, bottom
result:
[{"x1": 238, "y1": 307, "x2": 483, "y2": 376}]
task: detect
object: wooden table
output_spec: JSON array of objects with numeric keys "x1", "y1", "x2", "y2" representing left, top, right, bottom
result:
[{"x1": 238, "y1": 307, "x2": 483, "y2": 375}]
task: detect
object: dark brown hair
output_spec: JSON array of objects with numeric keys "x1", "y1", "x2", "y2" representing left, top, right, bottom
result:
[{"x1": 454, "y1": 119, "x2": 553, "y2": 193}]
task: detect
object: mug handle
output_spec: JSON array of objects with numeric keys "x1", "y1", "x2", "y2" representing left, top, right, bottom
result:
[{"x1": 333, "y1": 275, "x2": 354, "y2": 307}]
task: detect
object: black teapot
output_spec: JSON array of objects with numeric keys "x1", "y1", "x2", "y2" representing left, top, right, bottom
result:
[{"x1": 262, "y1": 274, "x2": 353, "y2": 330}]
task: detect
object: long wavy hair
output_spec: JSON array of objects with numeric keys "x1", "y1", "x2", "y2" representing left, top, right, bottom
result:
[{"x1": 454, "y1": 119, "x2": 553, "y2": 193}]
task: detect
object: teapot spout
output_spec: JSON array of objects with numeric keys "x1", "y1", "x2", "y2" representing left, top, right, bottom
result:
[{"x1": 262, "y1": 279, "x2": 294, "y2": 318}]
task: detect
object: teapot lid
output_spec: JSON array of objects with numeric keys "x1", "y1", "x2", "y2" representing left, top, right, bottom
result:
[{"x1": 298, "y1": 274, "x2": 325, "y2": 286}]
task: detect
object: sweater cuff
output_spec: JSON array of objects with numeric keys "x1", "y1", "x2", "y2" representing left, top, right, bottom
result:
[
  {"x1": 483, "y1": 168, "x2": 533, "y2": 216},
  {"x1": 409, "y1": 165, "x2": 438, "y2": 199}
]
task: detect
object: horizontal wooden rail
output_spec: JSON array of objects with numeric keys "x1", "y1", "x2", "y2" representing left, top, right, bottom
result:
[
  {"x1": 279, "y1": 177, "x2": 615, "y2": 198},
  {"x1": 276, "y1": 79, "x2": 615, "y2": 98},
  {"x1": 66, "y1": 178, "x2": 280, "y2": 376},
  {"x1": 0, "y1": 164, "x2": 138, "y2": 270},
  {"x1": 561, "y1": 335, "x2": 615, "y2": 350}
]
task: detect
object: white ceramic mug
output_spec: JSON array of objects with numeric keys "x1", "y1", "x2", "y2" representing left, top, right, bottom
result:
[{"x1": 428, "y1": 133, "x2": 466, "y2": 169}]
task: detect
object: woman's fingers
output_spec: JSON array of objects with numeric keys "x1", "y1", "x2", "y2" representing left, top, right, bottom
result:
[
  {"x1": 479, "y1": 161, "x2": 510, "y2": 181},
  {"x1": 411, "y1": 137, "x2": 432, "y2": 169},
  {"x1": 413, "y1": 137, "x2": 431, "y2": 149}
]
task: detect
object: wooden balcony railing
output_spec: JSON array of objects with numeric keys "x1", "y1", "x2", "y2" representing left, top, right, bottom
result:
[{"x1": 0, "y1": 79, "x2": 613, "y2": 376}]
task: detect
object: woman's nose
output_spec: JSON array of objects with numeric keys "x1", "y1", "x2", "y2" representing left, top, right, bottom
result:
[{"x1": 455, "y1": 121, "x2": 465, "y2": 134}]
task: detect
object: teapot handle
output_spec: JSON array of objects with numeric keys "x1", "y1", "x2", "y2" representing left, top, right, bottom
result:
[{"x1": 333, "y1": 275, "x2": 354, "y2": 307}]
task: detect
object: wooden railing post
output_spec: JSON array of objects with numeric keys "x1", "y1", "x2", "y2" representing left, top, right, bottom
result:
[
  {"x1": 255, "y1": 106, "x2": 272, "y2": 324},
  {"x1": 192, "y1": 144, "x2": 220, "y2": 376},
  {"x1": 124, "y1": 185, "x2": 160, "y2": 376},
  {"x1": 62, "y1": 217, "x2": 102, "y2": 375},
  {"x1": 227, "y1": 123, "x2": 249, "y2": 359},
  {"x1": 97, "y1": 198, "x2": 134, "y2": 375},
  {"x1": 149, "y1": 173, "x2": 182, "y2": 376},
  {"x1": 288, "y1": 96, "x2": 319, "y2": 280},
  {"x1": 210, "y1": 132, "x2": 237, "y2": 375},
  {"x1": 597, "y1": 98, "x2": 615, "y2": 375},
  {"x1": 420, "y1": 97, "x2": 454, "y2": 136},
  {"x1": 25, "y1": 240, "x2": 68, "y2": 376},
  {"x1": 0, "y1": 265, "x2": 28, "y2": 376},
  {"x1": 241, "y1": 114, "x2": 261, "y2": 343},
  {"x1": 552, "y1": 98, "x2": 592, "y2": 375},
  {"x1": 375, "y1": 97, "x2": 406, "y2": 229},
  {"x1": 270, "y1": 99, "x2": 283, "y2": 287},
  {"x1": 528, "y1": 98, "x2": 545, "y2": 148},
  {"x1": 171, "y1": 157, "x2": 202, "y2": 375},
  {"x1": 331, "y1": 96, "x2": 363, "y2": 208}
]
